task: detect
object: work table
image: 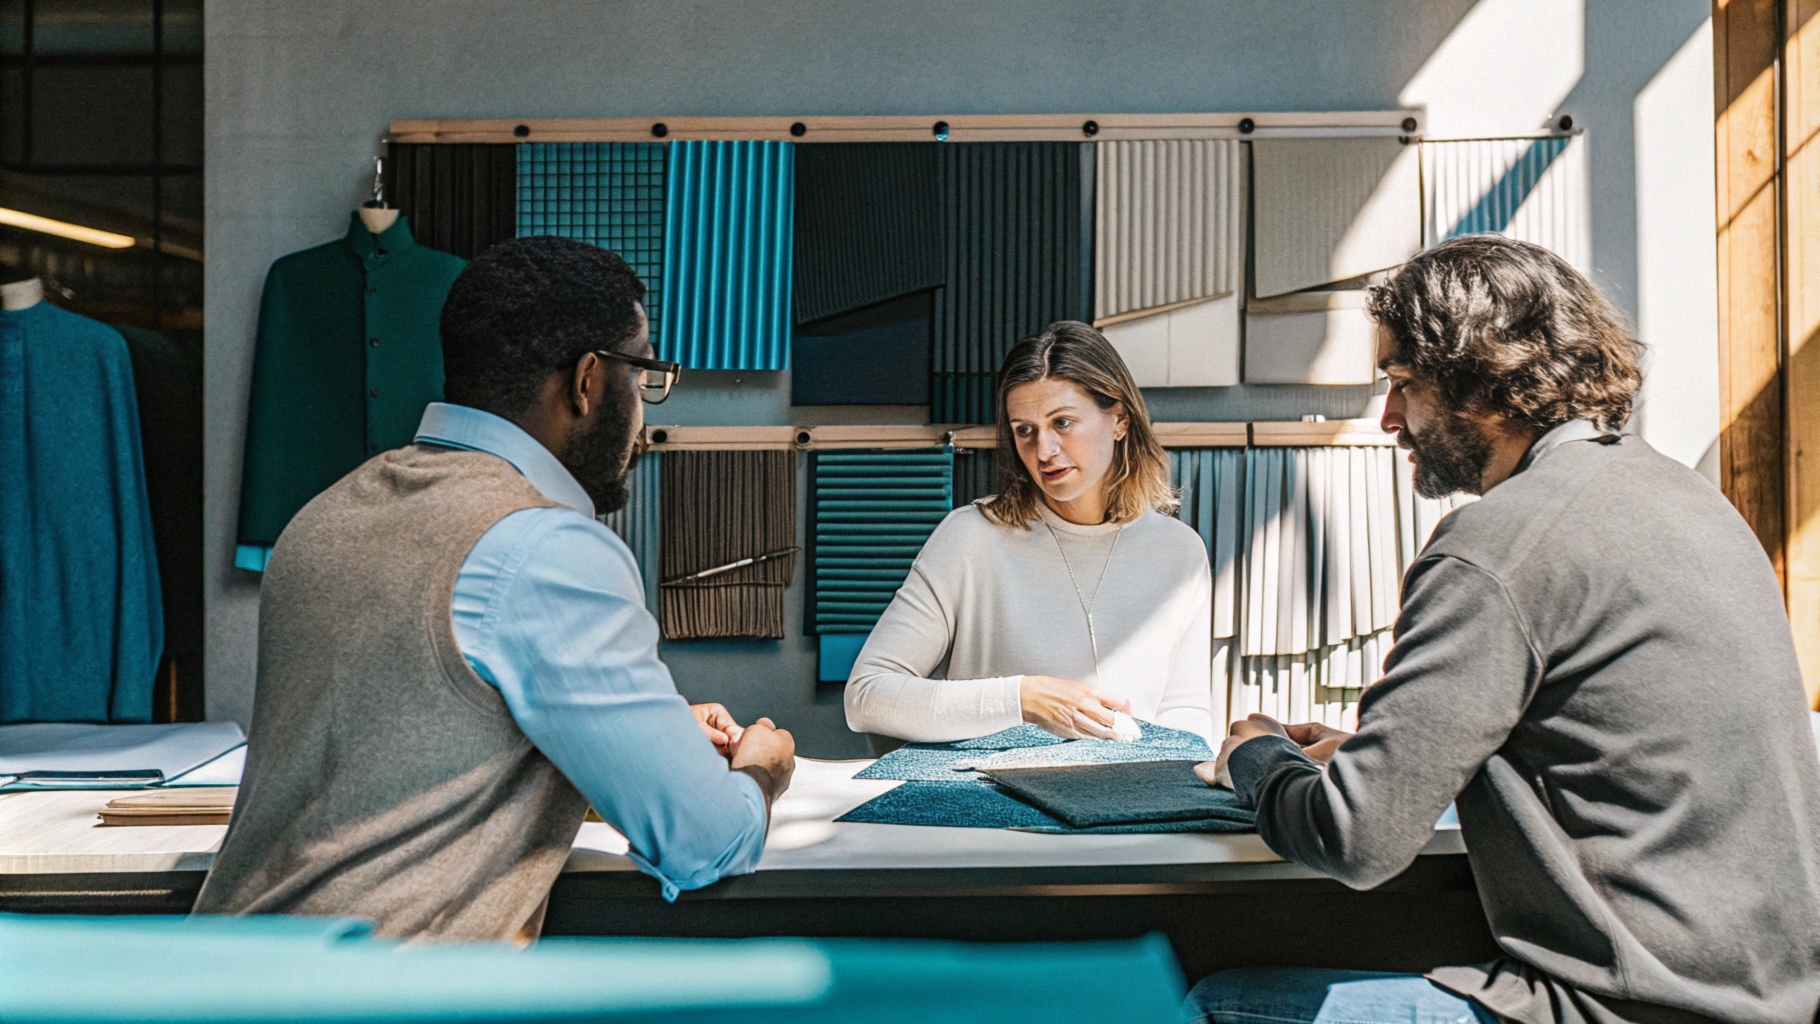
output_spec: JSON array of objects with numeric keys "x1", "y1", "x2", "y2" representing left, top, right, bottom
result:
[{"x1": 0, "y1": 757, "x2": 1491, "y2": 978}]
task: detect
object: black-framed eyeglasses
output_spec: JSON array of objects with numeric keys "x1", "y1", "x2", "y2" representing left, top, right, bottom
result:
[{"x1": 592, "y1": 349, "x2": 682, "y2": 404}]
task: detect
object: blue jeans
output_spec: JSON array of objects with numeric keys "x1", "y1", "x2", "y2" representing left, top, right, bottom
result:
[{"x1": 1185, "y1": 968, "x2": 1499, "y2": 1024}]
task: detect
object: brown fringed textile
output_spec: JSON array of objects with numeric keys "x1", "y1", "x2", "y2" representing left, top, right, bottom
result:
[{"x1": 659, "y1": 450, "x2": 796, "y2": 639}]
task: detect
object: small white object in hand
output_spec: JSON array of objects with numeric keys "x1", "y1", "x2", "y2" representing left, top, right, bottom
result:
[{"x1": 1110, "y1": 711, "x2": 1142, "y2": 743}]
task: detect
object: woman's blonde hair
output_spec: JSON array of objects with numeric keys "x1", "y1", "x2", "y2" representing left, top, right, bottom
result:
[{"x1": 979, "y1": 321, "x2": 1177, "y2": 528}]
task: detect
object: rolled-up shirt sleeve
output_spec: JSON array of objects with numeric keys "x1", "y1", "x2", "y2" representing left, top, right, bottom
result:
[{"x1": 456, "y1": 509, "x2": 767, "y2": 901}]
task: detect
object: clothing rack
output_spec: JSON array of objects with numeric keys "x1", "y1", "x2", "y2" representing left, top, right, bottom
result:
[{"x1": 640, "y1": 420, "x2": 1387, "y2": 451}]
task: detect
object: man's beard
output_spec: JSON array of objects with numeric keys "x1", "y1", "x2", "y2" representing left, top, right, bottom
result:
[
  {"x1": 1402, "y1": 409, "x2": 1495, "y2": 498},
  {"x1": 561, "y1": 401, "x2": 638, "y2": 515}
]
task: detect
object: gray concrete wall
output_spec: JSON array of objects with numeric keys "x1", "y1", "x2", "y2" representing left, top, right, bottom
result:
[{"x1": 205, "y1": 0, "x2": 1717, "y2": 755}]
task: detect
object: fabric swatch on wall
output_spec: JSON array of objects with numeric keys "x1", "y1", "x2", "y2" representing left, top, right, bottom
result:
[
  {"x1": 660, "y1": 141, "x2": 793, "y2": 370},
  {"x1": 1243, "y1": 291, "x2": 1378, "y2": 386},
  {"x1": 658, "y1": 450, "x2": 795, "y2": 640},
  {"x1": 1250, "y1": 137, "x2": 1422, "y2": 298},
  {"x1": 809, "y1": 449, "x2": 952, "y2": 634},
  {"x1": 792, "y1": 290, "x2": 933, "y2": 406},
  {"x1": 516, "y1": 142, "x2": 666, "y2": 337},
  {"x1": 1422, "y1": 135, "x2": 1589, "y2": 272},
  {"x1": 950, "y1": 446, "x2": 998, "y2": 509},
  {"x1": 1170, "y1": 448, "x2": 1245, "y2": 642},
  {"x1": 387, "y1": 143, "x2": 517, "y2": 260},
  {"x1": 793, "y1": 143, "x2": 942, "y2": 324},
  {"x1": 599, "y1": 450, "x2": 661, "y2": 614},
  {"x1": 984, "y1": 760, "x2": 1254, "y2": 829},
  {"x1": 931, "y1": 142, "x2": 1094, "y2": 423},
  {"x1": 1095, "y1": 139, "x2": 1242, "y2": 319},
  {"x1": 818, "y1": 632, "x2": 868, "y2": 684},
  {"x1": 1100, "y1": 293, "x2": 1241, "y2": 388},
  {"x1": 1230, "y1": 445, "x2": 1407, "y2": 729}
]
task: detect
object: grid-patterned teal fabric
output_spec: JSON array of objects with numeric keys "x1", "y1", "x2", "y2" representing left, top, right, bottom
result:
[
  {"x1": 810, "y1": 449, "x2": 953, "y2": 634},
  {"x1": 516, "y1": 143, "x2": 666, "y2": 335}
]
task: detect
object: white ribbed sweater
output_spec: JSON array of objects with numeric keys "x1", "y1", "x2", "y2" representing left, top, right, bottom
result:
[{"x1": 844, "y1": 501, "x2": 1215, "y2": 743}]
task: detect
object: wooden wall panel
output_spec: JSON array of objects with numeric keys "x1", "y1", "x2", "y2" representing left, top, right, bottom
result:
[{"x1": 1785, "y1": 0, "x2": 1820, "y2": 704}]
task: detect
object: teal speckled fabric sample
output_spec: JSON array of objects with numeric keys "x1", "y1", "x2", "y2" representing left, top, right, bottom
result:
[{"x1": 855, "y1": 721, "x2": 1210, "y2": 782}]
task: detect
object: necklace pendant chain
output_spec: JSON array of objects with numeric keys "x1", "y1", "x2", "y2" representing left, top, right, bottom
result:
[{"x1": 1044, "y1": 521, "x2": 1122, "y2": 675}]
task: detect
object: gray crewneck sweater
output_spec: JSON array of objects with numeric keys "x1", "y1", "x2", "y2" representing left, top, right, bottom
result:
[{"x1": 1229, "y1": 425, "x2": 1820, "y2": 1024}]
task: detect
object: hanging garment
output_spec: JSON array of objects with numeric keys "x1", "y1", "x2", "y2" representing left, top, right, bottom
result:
[
  {"x1": 388, "y1": 143, "x2": 518, "y2": 260},
  {"x1": 660, "y1": 141, "x2": 793, "y2": 371},
  {"x1": 657, "y1": 450, "x2": 795, "y2": 639},
  {"x1": 931, "y1": 142, "x2": 1094, "y2": 423},
  {"x1": 115, "y1": 324, "x2": 203, "y2": 720},
  {"x1": 0, "y1": 301, "x2": 162, "y2": 723},
  {"x1": 236, "y1": 214, "x2": 466, "y2": 562},
  {"x1": 516, "y1": 142, "x2": 667, "y2": 337}
]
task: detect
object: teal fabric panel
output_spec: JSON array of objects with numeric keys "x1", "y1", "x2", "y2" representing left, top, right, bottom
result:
[
  {"x1": 0, "y1": 302, "x2": 162, "y2": 723},
  {"x1": 516, "y1": 142, "x2": 666, "y2": 337},
  {"x1": 791, "y1": 289, "x2": 933, "y2": 406},
  {"x1": 930, "y1": 142, "x2": 1094, "y2": 424},
  {"x1": 0, "y1": 912, "x2": 1185, "y2": 1023},
  {"x1": 809, "y1": 449, "x2": 952, "y2": 634},
  {"x1": 818, "y1": 632, "x2": 867, "y2": 683},
  {"x1": 984, "y1": 760, "x2": 1255, "y2": 828},
  {"x1": 660, "y1": 140, "x2": 793, "y2": 370}
]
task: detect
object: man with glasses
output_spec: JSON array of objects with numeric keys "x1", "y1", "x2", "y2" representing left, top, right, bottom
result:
[{"x1": 196, "y1": 237, "x2": 794, "y2": 941}]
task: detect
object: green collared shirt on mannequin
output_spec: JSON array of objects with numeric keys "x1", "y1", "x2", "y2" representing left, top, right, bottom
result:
[{"x1": 235, "y1": 213, "x2": 465, "y2": 564}]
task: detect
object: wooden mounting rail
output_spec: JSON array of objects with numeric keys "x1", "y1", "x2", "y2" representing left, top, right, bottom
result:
[
  {"x1": 640, "y1": 420, "x2": 1389, "y2": 451},
  {"x1": 390, "y1": 111, "x2": 1424, "y2": 146}
]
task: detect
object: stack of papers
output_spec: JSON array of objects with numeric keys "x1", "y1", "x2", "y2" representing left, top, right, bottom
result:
[
  {"x1": 0, "y1": 722, "x2": 246, "y2": 790},
  {"x1": 98, "y1": 788, "x2": 237, "y2": 826}
]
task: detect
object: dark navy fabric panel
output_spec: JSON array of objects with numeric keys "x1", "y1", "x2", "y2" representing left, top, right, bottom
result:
[
  {"x1": 793, "y1": 143, "x2": 942, "y2": 325},
  {"x1": 984, "y1": 759, "x2": 1256, "y2": 828},
  {"x1": 791, "y1": 290, "x2": 932, "y2": 406},
  {"x1": 930, "y1": 142, "x2": 1094, "y2": 424},
  {"x1": 950, "y1": 446, "x2": 998, "y2": 508}
]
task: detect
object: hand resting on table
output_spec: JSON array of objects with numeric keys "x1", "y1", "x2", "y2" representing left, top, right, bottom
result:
[
  {"x1": 1019, "y1": 675, "x2": 1134, "y2": 740},
  {"x1": 1197, "y1": 714, "x2": 1355, "y2": 789}
]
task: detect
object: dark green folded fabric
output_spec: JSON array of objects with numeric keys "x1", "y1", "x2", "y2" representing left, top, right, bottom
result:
[
  {"x1": 835, "y1": 778, "x2": 1254, "y2": 835},
  {"x1": 982, "y1": 760, "x2": 1256, "y2": 829}
]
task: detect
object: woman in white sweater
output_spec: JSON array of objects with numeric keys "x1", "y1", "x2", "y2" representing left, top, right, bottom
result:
[{"x1": 845, "y1": 322, "x2": 1214, "y2": 745}]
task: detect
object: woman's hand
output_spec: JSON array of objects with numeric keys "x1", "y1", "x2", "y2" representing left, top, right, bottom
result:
[{"x1": 1019, "y1": 675, "x2": 1133, "y2": 739}]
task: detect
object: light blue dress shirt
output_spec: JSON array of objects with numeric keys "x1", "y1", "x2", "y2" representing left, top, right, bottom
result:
[{"x1": 414, "y1": 402, "x2": 767, "y2": 900}]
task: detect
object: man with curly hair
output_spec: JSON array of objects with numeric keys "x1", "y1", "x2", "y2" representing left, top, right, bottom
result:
[{"x1": 1193, "y1": 236, "x2": 1820, "y2": 1024}]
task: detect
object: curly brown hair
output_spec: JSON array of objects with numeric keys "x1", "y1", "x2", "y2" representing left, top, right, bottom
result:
[
  {"x1": 1366, "y1": 235, "x2": 1644, "y2": 431},
  {"x1": 979, "y1": 321, "x2": 1177, "y2": 528}
]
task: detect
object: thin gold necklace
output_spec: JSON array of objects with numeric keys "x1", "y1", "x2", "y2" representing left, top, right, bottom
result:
[{"x1": 1043, "y1": 514, "x2": 1122, "y2": 675}]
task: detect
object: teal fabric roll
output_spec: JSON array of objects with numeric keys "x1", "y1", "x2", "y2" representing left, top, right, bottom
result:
[
  {"x1": 0, "y1": 302, "x2": 161, "y2": 723},
  {"x1": 0, "y1": 912, "x2": 1185, "y2": 1023},
  {"x1": 836, "y1": 778, "x2": 1253, "y2": 835}
]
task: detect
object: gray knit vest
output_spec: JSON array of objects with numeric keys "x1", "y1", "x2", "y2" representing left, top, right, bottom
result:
[{"x1": 194, "y1": 444, "x2": 588, "y2": 941}]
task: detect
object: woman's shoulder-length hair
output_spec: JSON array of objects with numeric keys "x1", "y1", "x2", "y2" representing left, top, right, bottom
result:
[{"x1": 978, "y1": 321, "x2": 1178, "y2": 529}]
